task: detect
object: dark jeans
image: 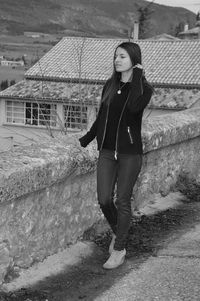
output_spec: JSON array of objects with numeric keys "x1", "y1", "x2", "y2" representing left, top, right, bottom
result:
[{"x1": 97, "y1": 149, "x2": 142, "y2": 251}]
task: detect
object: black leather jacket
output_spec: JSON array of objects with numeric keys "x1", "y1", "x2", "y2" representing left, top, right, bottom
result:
[{"x1": 79, "y1": 76, "x2": 153, "y2": 157}]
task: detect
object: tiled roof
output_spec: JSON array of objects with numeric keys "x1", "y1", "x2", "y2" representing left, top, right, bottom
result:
[
  {"x1": 0, "y1": 79, "x2": 102, "y2": 104},
  {"x1": 25, "y1": 37, "x2": 200, "y2": 88},
  {"x1": 1, "y1": 79, "x2": 199, "y2": 110}
]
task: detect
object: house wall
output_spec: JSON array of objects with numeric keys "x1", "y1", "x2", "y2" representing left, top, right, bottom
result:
[
  {"x1": 0, "y1": 107, "x2": 199, "y2": 283},
  {"x1": 87, "y1": 105, "x2": 96, "y2": 129},
  {"x1": 1, "y1": 87, "x2": 199, "y2": 131},
  {"x1": 57, "y1": 103, "x2": 65, "y2": 125},
  {"x1": 0, "y1": 99, "x2": 5, "y2": 125}
]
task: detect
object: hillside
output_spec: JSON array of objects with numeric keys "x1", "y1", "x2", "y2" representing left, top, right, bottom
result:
[{"x1": 0, "y1": 0, "x2": 196, "y2": 38}]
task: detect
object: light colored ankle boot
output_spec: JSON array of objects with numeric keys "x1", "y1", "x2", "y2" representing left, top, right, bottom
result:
[
  {"x1": 109, "y1": 234, "x2": 116, "y2": 254},
  {"x1": 103, "y1": 249, "x2": 126, "y2": 269}
]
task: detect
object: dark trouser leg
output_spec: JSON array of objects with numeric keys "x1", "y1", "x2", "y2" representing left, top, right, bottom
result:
[
  {"x1": 114, "y1": 153, "x2": 142, "y2": 251},
  {"x1": 97, "y1": 149, "x2": 118, "y2": 234}
]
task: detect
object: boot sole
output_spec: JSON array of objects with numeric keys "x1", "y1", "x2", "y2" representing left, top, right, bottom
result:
[{"x1": 103, "y1": 255, "x2": 125, "y2": 269}]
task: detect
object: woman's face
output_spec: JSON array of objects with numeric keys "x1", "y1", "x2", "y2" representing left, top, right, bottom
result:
[{"x1": 114, "y1": 47, "x2": 133, "y2": 73}]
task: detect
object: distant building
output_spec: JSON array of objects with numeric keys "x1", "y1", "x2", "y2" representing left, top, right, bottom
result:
[
  {"x1": 24, "y1": 32, "x2": 50, "y2": 38},
  {"x1": 178, "y1": 11, "x2": 200, "y2": 39},
  {"x1": 147, "y1": 33, "x2": 180, "y2": 41},
  {"x1": 0, "y1": 37, "x2": 200, "y2": 131},
  {"x1": 1, "y1": 60, "x2": 24, "y2": 67}
]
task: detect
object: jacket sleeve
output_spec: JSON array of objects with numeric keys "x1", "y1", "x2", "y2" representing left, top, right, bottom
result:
[
  {"x1": 129, "y1": 83, "x2": 153, "y2": 113},
  {"x1": 128, "y1": 67, "x2": 154, "y2": 113},
  {"x1": 79, "y1": 80, "x2": 111, "y2": 147},
  {"x1": 79, "y1": 103, "x2": 103, "y2": 147}
]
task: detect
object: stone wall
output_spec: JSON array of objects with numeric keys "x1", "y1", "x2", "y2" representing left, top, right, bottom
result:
[
  {"x1": 0, "y1": 107, "x2": 200, "y2": 283},
  {"x1": 133, "y1": 108, "x2": 200, "y2": 208}
]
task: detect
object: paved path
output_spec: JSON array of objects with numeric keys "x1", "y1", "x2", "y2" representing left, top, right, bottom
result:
[
  {"x1": 95, "y1": 223, "x2": 200, "y2": 301},
  {"x1": 1, "y1": 199, "x2": 200, "y2": 301}
]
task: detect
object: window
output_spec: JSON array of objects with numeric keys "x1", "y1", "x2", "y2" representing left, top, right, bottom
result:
[
  {"x1": 6, "y1": 101, "x2": 57, "y2": 127},
  {"x1": 6, "y1": 101, "x2": 25, "y2": 124},
  {"x1": 64, "y1": 104, "x2": 87, "y2": 129},
  {"x1": 25, "y1": 103, "x2": 57, "y2": 127}
]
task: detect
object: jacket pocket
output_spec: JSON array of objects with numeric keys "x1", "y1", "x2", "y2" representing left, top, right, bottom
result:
[{"x1": 127, "y1": 126, "x2": 134, "y2": 144}]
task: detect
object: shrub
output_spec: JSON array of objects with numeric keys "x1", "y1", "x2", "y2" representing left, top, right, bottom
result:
[{"x1": 176, "y1": 173, "x2": 200, "y2": 202}]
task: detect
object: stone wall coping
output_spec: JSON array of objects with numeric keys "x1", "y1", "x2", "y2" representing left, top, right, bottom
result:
[
  {"x1": 142, "y1": 107, "x2": 200, "y2": 153},
  {"x1": 0, "y1": 107, "x2": 200, "y2": 204}
]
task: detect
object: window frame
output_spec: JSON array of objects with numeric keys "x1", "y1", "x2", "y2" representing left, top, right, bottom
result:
[{"x1": 5, "y1": 100, "x2": 57, "y2": 128}]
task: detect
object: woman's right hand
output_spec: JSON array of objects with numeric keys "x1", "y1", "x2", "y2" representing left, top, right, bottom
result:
[
  {"x1": 133, "y1": 64, "x2": 143, "y2": 69},
  {"x1": 79, "y1": 136, "x2": 88, "y2": 148}
]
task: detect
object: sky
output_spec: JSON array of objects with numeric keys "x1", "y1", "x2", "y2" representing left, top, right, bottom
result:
[{"x1": 154, "y1": 0, "x2": 200, "y2": 14}]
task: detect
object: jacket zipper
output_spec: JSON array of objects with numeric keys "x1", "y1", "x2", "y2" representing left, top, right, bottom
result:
[
  {"x1": 114, "y1": 92, "x2": 131, "y2": 160},
  {"x1": 127, "y1": 126, "x2": 134, "y2": 144},
  {"x1": 100, "y1": 102, "x2": 110, "y2": 151}
]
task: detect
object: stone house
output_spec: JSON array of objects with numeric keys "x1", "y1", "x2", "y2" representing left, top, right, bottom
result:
[
  {"x1": 179, "y1": 12, "x2": 200, "y2": 39},
  {"x1": 0, "y1": 37, "x2": 200, "y2": 131},
  {"x1": 147, "y1": 33, "x2": 181, "y2": 41}
]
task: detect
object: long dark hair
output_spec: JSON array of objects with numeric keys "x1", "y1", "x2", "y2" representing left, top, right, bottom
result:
[{"x1": 102, "y1": 42, "x2": 143, "y2": 105}]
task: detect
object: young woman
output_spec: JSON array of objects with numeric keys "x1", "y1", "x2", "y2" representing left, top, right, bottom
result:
[{"x1": 79, "y1": 42, "x2": 153, "y2": 269}]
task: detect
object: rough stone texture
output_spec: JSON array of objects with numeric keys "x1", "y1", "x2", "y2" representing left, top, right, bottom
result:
[
  {"x1": 142, "y1": 107, "x2": 200, "y2": 153},
  {"x1": 132, "y1": 136, "x2": 200, "y2": 209},
  {"x1": 0, "y1": 242, "x2": 12, "y2": 283},
  {"x1": 0, "y1": 158, "x2": 99, "y2": 269},
  {"x1": 0, "y1": 137, "x2": 98, "y2": 204},
  {"x1": 0, "y1": 107, "x2": 199, "y2": 284}
]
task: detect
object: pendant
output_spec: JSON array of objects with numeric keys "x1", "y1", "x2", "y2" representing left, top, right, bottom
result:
[{"x1": 117, "y1": 90, "x2": 121, "y2": 94}]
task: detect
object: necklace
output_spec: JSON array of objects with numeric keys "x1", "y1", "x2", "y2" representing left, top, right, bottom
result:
[{"x1": 117, "y1": 82, "x2": 127, "y2": 94}]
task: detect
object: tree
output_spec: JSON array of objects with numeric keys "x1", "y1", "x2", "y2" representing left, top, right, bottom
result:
[
  {"x1": 0, "y1": 80, "x2": 9, "y2": 91},
  {"x1": 137, "y1": 1, "x2": 154, "y2": 39},
  {"x1": 196, "y1": 11, "x2": 200, "y2": 21},
  {"x1": 22, "y1": 55, "x2": 27, "y2": 66},
  {"x1": 10, "y1": 80, "x2": 16, "y2": 86},
  {"x1": 174, "y1": 22, "x2": 185, "y2": 37}
]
